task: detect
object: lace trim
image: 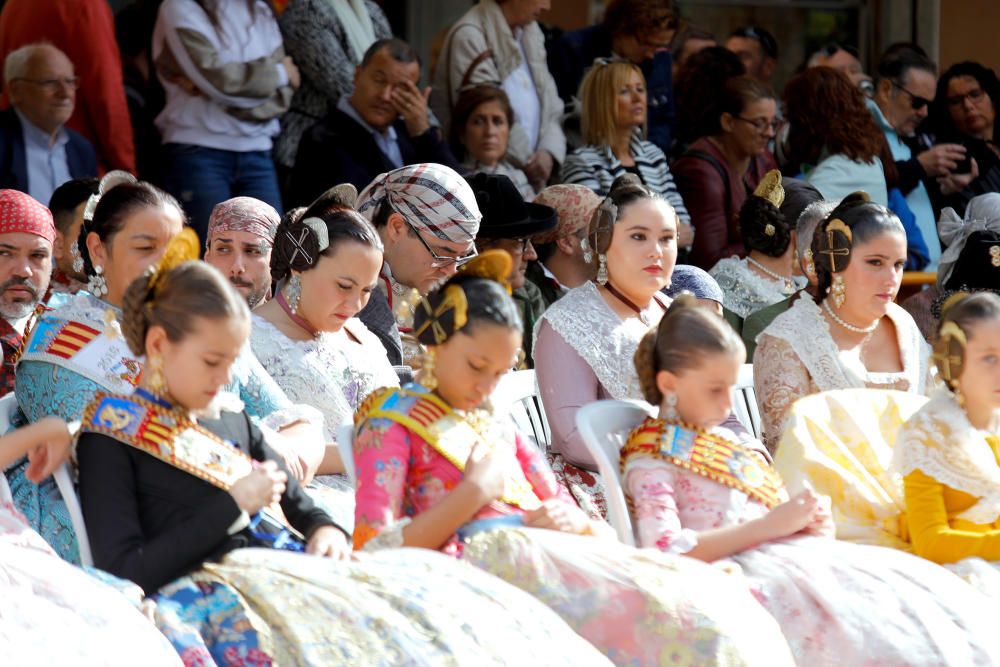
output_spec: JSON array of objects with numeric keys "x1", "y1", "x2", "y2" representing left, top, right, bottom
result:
[
  {"x1": 360, "y1": 516, "x2": 411, "y2": 551},
  {"x1": 892, "y1": 390, "x2": 1000, "y2": 525},
  {"x1": 536, "y1": 281, "x2": 662, "y2": 400},
  {"x1": 709, "y1": 257, "x2": 806, "y2": 319},
  {"x1": 762, "y1": 297, "x2": 927, "y2": 393}
]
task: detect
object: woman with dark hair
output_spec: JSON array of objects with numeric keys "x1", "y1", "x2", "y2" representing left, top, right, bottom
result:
[
  {"x1": 353, "y1": 251, "x2": 796, "y2": 666},
  {"x1": 709, "y1": 171, "x2": 807, "y2": 320},
  {"x1": 783, "y1": 67, "x2": 890, "y2": 206},
  {"x1": 451, "y1": 85, "x2": 534, "y2": 199},
  {"x1": 153, "y1": 0, "x2": 296, "y2": 239},
  {"x1": 929, "y1": 61, "x2": 1000, "y2": 214},
  {"x1": 672, "y1": 74, "x2": 779, "y2": 269}
]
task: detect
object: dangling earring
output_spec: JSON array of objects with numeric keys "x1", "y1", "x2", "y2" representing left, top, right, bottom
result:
[
  {"x1": 580, "y1": 237, "x2": 593, "y2": 264},
  {"x1": 285, "y1": 274, "x2": 302, "y2": 314},
  {"x1": 802, "y1": 249, "x2": 816, "y2": 279},
  {"x1": 71, "y1": 242, "x2": 84, "y2": 274},
  {"x1": 597, "y1": 254, "x2": 609, "y2": 285},
  {"x1": 147, "y1": 354, "x2": 167, "y2": 398},
  {"x1": 663, "y1": 392, "x2": 679, "y2": 421},
  {"x1": 421, "y1": 348, "x2": 438, "y2": 391},
  {"x1": 88, "y1": 265, "x2": 108, "y2": 297},
  {"x1": 952, "y1": 383, "x2": 965, "y2": 408},
  {"x1": 829, "y1": 274, "x2": 846, "y2": 308}
]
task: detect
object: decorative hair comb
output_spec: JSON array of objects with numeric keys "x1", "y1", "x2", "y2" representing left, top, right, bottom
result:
[
  {"x1": 83, "y1": 170, "x2": 138, "y2": 224},
  {"x1": 149, "y1": 227, "x2": 200, "y2": 294}
]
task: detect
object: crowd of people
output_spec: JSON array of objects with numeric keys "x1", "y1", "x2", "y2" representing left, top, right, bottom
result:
[{"x1": 0, "y1": 0, "x2": 1000, "y2": 664}]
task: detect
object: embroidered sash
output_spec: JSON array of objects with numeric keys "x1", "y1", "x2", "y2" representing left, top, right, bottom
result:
[
  {"x1": 622, "y1": 418, "x2": 785, "y2": 509},
  {"x1": 81, "y1": 392, "x2": 253, "y2": 491},
  {"x1": 356, "y1": 386, "x2": 542, "y2": 511}
]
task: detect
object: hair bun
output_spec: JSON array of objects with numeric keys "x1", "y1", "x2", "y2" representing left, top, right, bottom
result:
[
  {"x1": 812, "y1": 217, "x2": 853, "y2": 274},
  {"x1": 666, "y1": 291, "x2": 699, "y2": 315},
  {"x1": 739, "y1": 196, "x2": 791, "y2": 256},
  {"x1": 609, "y1": 173, "x2": 643, "y2": 193}
]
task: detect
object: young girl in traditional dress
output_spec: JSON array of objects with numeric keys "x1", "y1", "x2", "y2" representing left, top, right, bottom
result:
[
  {"x1": 623, "y1": 294, "x2": 1000, "y2": 665},
  {"x1": 354, "y1": 250, "x2": 796, "y2": 666},
  {"x1": 75, "y1": 245, "x2": 610, "y2": 666},
  {"x1": 893, "y1": 292, "x2": 1000, "y2": 591}
]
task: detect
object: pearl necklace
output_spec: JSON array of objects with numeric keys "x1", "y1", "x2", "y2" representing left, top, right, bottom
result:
[
  {"x1": 746, "y1": 256, "x2": 795, "y2": 294},
  {"x1": 823, "y1": 299, "x2": 879, "y2": 334}
]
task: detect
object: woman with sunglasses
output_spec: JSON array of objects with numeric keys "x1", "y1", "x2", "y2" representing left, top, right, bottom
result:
[
  {"x1": 929, "y1": 61, "x2": 1000, "y2": 216},
  {"x1": 672, "y1": 75, "x2": 779, "y2": 269}
]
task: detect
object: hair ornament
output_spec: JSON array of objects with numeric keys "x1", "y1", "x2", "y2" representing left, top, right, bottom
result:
[
  {"x1": 933, "y1": 320, "x2": 968, "y2": 387},
  {"x1": 752, "y1": 169, "x2": 785, "y2": 209},
  {"x1": 148, "y1": 227, "x2": 200, "y2": 296},
  {"x1": 816, "y1": 217, "x2": 853, "y2": 273},
  {"x1": 284, "y1": 216, "x2": 331, "y2": 269},
  {"x1": 83, "y1": 170, "x2": 138, "y2": 223},
  {"x1": 414, "y1": 285, "x2": 469, "y2": 346}
]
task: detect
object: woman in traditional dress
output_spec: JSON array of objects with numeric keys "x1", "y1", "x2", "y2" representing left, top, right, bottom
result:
[
  {"x1": 893, "y1": 293, "x2": 1000, "y2": 592},
  {"x1": 0, "y1": 418, "x2": 181, "y2": 664},
  {"x1": 76, "y1": 254, "x2": 609, "y2": 667},
  {"x1": 622, "y1": 295, "x2": 999, "y2": 665},
  {"x1": 353, "y1": 251, "x2": 796, "y2": 667}
]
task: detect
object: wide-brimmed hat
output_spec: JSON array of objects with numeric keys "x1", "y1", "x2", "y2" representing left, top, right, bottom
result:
[{"x1": 468, "y1": 173, "x2": 557, "y2": 240}]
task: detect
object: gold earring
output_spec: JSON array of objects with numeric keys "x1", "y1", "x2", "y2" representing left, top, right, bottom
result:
[
  {"x1": 421, "y1": 348, "x2": 438, "y2": 391},
  {"x1": 147, "y1": 354, "x2": 167, "y2": 397},
  {"x1": 830, "y1": 274, "x2": 846, "y2": 308}
]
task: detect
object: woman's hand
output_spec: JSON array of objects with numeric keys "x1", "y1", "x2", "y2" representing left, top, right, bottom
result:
[
  {"x1": 762, "y1": 489, "x2": 819, "y2": 540},
  {"x1": 267, "y1": 436, "x2": 306, "y2": 482},
  {"x1": 282, "y1": 56, "x2": 301, "y2": 90},
  {"x1": 524, "y1": 150, "x2": 554, "y2": 188},
  {"x1": 25, "y1": 417, "x2": 73, "y2": 483},
  {"x1": 307, "y1": 525, "x2": 351, "y2": 560},
  {"x1": 462, "y1": 441, "x2": 505, "y2": 505},
  {"x1": 229, "y1": 461, "x2": 287, "y2": 515},
  {"x1": 523, "y1": 498, "x2": 591, "y2": 535}
]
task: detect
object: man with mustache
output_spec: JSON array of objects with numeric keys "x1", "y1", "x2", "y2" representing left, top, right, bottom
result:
[
  {"x1": 290, "y1": 38, "x2": 459, "y2": 204},
  {"x1": 0, "y1": 189, "x2": 54, "y2": 396},
  {"x1": 204, "y1": 196, "x2": 279, "y2": 309}
]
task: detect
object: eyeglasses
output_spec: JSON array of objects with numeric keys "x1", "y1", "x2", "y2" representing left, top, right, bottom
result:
[
  {"x1": 889, "y1": 79, "x2": 931, "y2": 110},
  {"x1": 946, "y1": 87, "x2": 988, "y2": 108},
  {"x1": 13, "y1": 76, "x2": 79, "y2": 92},
  {"x1": 735, "y1": 116, "x2": 780, "y2": 133},
  {"x1": 404, "y1": 219, "x2": 478, "y2": 268}
]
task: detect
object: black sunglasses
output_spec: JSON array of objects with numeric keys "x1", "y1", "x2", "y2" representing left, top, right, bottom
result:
[{"x1": 889, "y1": 79, "x2": 931, "y2": 110}]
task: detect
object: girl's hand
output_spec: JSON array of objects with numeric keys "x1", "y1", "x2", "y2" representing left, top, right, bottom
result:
[
  {"x1": 524, "y1": 499, "x2": 591, "y2": 535},
  {"x1": 462, "y1": 441, "x2": 505, "y2": 504},
  {"x1": 229, "y1": 461, "x2": 287, "y2": 515},
  {"x1": 802, "y1": 495, "x2": 835, "y2": 538},
  {"x1": 307, "y1": 526, "x2": 350, "y2": 560},
  {"x1": 25, "y1": 417, "x2": 74, "y2": 483},
  {"x1": 762, "y1": 489, "x2": 819, "y2": 540}
]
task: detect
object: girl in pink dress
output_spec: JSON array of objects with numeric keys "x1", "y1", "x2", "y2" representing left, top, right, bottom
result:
[
  {"x1": 623, "y1": 294, "x2": 1000, "y2": 665},
  {"x1": 354, "y1": 251, "x2": 795, "y2": 666}
]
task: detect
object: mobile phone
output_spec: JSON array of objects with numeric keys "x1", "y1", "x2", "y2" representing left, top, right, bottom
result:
[{"x1": 953, "y1": 156, "x2": 972, "y2": 175}]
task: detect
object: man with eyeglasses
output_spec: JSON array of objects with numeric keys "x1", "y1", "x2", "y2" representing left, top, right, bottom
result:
[
  {"x1": 870, "y1": 48, "x2": 969, "y2": 269},
  {"x1": 356, "y1": 163, "x2": 481, "y2": 373},
  {"x1": 0, "y1": 43, "x2": 96, "y2": 205}
]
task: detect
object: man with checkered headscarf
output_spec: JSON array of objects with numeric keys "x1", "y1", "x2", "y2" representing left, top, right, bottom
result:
[
  {"x1": 356, "y1": 163, "x2": 481, "y2": 368},
  {"x1": 0, "y1": 189, "x2": 56, "y2": 395}
]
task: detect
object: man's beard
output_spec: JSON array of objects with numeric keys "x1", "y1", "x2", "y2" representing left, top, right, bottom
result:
[
  {"x1": 230, "y1": 277, "x2": 268, "y2": 309},
  {"x1": 0, "y1": 276, "x2": 42, "y2": 320}
]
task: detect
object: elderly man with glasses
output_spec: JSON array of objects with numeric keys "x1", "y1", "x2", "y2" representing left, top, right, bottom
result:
[
  {"x1": 356, "y1": 163, "x2": 481, "y2": 375},
  {"x1": 0, "y1": 43, "x2": 96, "y2": 204}
]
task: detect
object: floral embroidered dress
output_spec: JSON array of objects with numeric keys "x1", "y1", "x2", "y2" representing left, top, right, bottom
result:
[
  {"x1": 623, "y1": 417, "x2": 1000, "y2": 666},
  {"x1": 893, "y1": 390, "x2": 1000, "y2": 595},
  {"x1": 353, "y1": 384, "x2": 797, "y2": 667},
  {"x1": 0, "y1": 500, "x2": 181, "y2": 664},
  {"x1": 709, "y1": 256, "x2": 807, "y2": 319}
]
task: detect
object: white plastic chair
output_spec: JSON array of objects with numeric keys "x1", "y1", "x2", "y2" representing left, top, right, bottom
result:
[
  {"x1": 731, "y1": 363, "x2": 762, "y2": 440},
  {"x1": 575, "y1": 400, "x2": 653, "y2": 546},
  {"x1": 0, "y1": 393, "x2": 93, "y2": 565},
  {"x1": 336, "y1": 421, "x2": 356, "y2": 487},
  {"x1": 491, "y1": 370, "x2": 550, "y2": 449}
]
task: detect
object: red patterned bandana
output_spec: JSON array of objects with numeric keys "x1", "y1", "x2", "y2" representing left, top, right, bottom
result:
[
  {"x1": 207, "y1": 197, "x2": 280, "y2": 245},
  {"x1": 0, "y1": 190, "x2": 55, "y2": 244}
]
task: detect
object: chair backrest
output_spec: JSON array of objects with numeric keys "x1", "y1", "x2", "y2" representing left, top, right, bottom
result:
[
  {"x1": 336, "y1": 422, "x2": 356, "y2": 487},
  {"x1": 731, "y1": 363, "x2": 762, "y2": 440},
  {"x1": 575, "y1": 400, "x2": 652, "y2": 546},
  {"x1": 491, "y1": 369, "x2": 550, "y2": 449}
]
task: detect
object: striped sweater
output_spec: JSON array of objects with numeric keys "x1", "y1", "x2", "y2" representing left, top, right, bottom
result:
[{"x1": 560, "y1": 133, "x2": 690, "y2": 224}]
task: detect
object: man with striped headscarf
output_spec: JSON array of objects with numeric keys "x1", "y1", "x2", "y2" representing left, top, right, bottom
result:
[{"x1": 356, "y1": 162, "x2": 481, "y2": 369}]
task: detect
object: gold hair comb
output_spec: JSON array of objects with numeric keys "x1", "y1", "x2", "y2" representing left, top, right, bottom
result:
[
  {"x1": 149, "y1": 227, "x2": 200, "y2": 294},
  {"x1": 752, "y1": 169, "x2": 784, "y2": 209}
]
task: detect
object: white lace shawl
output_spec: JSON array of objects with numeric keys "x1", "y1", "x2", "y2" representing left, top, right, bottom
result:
[
  {"x1": 709, "y1": 256, "x2": 806, "y2": 319},
  {"x1": 249, "y1": 315, "x2": 399, "y2": 439},
  {"x1": 535, "y1": 281, "x2": 662, "y2": 401},
  {"x1": 892, "y1": 390, "x2": 1000, "y2": 525},
  {"x1": 760, "y1": 296, "x2": 929, "y2": 393}
]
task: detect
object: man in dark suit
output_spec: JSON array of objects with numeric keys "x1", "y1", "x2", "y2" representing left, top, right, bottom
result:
[
  {"x1": 0, "y1": 43, "x2": 97, "y2": 204},
  {"x1": 289, "y1": 38, "x2": 459, "y2": 206}
]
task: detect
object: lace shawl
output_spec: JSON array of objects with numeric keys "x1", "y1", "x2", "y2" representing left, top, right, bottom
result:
[
  {"x1": 709, "y1": 256, "x2": 806, "y2": 319},
  {"x1": 892, "y1": 390, "x2": 1000, "y2": 525},
  {"x1": 535, "y1": 281, "x2": 662, "y2": 401}
]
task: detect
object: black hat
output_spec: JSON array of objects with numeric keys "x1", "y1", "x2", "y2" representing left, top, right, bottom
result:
[{"x1": 468, "y1": 173, "x2": 557, "y2": 240}]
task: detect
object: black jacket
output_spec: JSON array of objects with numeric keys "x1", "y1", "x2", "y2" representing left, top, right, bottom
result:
[{"x1": 0, "y1": 107, "x2": 97, "y2": 193}]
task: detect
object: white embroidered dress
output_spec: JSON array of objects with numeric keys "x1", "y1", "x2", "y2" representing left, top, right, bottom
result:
[{"x1": 709, "y1": 256, "x2": 807, "y2": 319}]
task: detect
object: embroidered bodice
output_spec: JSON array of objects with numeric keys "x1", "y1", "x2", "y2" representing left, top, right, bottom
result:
[
  {"x1": 249, "y1": 314, "x2": 399, "y2": 439},
  {"x1": 709, "y1": 256, "x2": 806, "y2": 319}
]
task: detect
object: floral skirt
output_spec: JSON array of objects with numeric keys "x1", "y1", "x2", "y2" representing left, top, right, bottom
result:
[
  {"x1": 151, "y1": 547, "x2": 610, "y2": 667},
  {"x1": 462, "y1": 527, "x2": 795, "y2": 666}
]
